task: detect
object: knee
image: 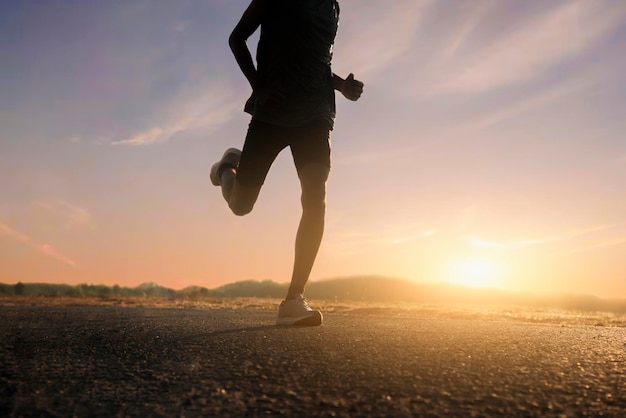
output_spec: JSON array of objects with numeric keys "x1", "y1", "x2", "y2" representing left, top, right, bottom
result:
[
  {"x1": 229, "y1": 201, "x2": 254, "y2": 216},
  {"x1": 299, "y1": 164, "x2": 329, "y2": 212},
  {"x1": 227, "y1": 182, "x2": 260, "y2": 216},
  {"x1": 301, "y1": 187, "x2": 326, "y2": 214}
]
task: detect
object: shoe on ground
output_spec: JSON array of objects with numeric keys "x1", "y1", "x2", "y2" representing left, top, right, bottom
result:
[
  {"x1": 276, "y1": 295, "x2": 323, "y2": 326},
  {"x1": 210, "y1": 148, "x2": 242, "y2": 186}
]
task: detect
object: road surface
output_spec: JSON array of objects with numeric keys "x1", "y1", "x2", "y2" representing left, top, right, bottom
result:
[{"x1": 1, "y1": 304, "x2": 625, "y2": 417}]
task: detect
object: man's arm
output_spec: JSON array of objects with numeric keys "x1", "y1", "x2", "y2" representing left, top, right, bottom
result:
[
  {"x1": 229, "y1": 0, "x2": 285, "y2": 107},
  {"x1": 228, "y1": 0, "x2": 267, "y2": 91},
  {"x1": 333, "y1": 73, "x2": 364, "y2": 101}
]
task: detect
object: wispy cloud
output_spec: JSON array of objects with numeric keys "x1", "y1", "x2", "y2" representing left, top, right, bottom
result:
[
  {"x1": 111, "y1": 86, "x2": 240, "y2": 146},
  {"x1": 571, "y1": 236, "x2": 626, "y2": 254},
  {"x1": 468, "y1": 236, "x2": 545, "y2": 250},
  {"x1": 0, "y1": 221, "x2": 77, "y2": 267},
  {"x1": 0, "y1": 222, "x2": 31, "y2": 245},
  {"x1": 38, "y1": 199, "x2": 96, "y2": 231},
  {"x1": 435, "y1": 0, "x2": 494, "y2": 66},
  {"x1": 36, "y1": 244, "x2": 78, "y2": 267},
  {"x1": 466, "y1": 224, "x2": 616, "y2": 251},
  {"x1": 326, "y1": 221, "x2": 437, "y2": 256},
  {"x1": 432, "y1": 1, "x2": 626, "y2": 95},
  {"x1": 336, "y1": 0, "x2": 431, "y2": 79},
  {"x1": 463, "y1": 74, "x2": 597, "y2": 131}
]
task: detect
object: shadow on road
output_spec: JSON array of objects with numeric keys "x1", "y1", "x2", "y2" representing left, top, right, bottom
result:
[
  {"x1": 178, "y1": 324, "x2": 278, "y2": 341},
  {"x1": 178, "y1": 323, "x2": 322, "y2": 341}
]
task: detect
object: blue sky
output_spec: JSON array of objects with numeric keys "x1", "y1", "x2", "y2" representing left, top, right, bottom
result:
[{"x1": 2, "y1": 0, "x2": 626, "y2": 298}]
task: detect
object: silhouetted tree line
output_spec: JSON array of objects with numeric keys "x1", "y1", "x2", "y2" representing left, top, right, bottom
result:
[
  {"x1": 1, "y1": 277, "x2": 626, "y2": 313},
  {"x1": 0, "y1": 281, "x2": 176, "y2": 298}
]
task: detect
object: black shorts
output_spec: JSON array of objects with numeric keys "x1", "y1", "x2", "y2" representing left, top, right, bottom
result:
[{"x1": 236, "y1": 118, "x2": 331, "y2": 187}]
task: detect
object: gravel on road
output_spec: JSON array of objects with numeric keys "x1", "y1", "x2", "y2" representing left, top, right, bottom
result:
[{"x1": 1, "y1": 304, "x2": 625, "y2": 417}]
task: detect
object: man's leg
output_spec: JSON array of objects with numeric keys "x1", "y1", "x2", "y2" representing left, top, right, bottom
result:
[
  {"x1": 213, "y1": 120, "x2": 284, "y2": 216},
  {"x1": 285, "y1": 163, "x2": 330, "y2": 300},
  {"x1": 219, "y1": 167, "x2": 261, "y2": 216}
]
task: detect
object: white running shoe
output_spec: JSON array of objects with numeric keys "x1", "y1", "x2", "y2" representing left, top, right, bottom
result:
[
  {"x1": 210, "y1": 148, "x2": 242, "y2": 186},
  {"x1": 276, "y1": 295, "x2": 323, "y2": 326}
]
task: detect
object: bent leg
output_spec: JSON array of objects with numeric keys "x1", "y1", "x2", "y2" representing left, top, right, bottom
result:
[
  {"x1": 285, "y1": 163, "x2": 330, "y2": 300},
  {"x1": 217, "y1": 120, "x2": 287, "y2": 216},
  {"x1": 219, "y1": 168, "x2": 261, "y2": 216}
]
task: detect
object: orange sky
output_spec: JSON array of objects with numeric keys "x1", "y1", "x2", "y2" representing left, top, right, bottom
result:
[{"x1": 2, "y1": 1, "x2": 626, "y2": 299}]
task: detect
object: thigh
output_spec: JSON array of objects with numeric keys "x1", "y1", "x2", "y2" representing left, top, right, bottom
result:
[
  {"x1": 236, "y1": 120, "x2": 290, "y2": 187},
  {"x1": 228, "y1": 179, "x2": 262, "y2": 216},
  {"x1": 290, "y1": 119, "x2": 332, "y2": 177}
]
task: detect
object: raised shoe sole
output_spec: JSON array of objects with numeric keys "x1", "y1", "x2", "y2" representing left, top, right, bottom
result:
[{"x1": 210, "y1": 148, "x2": 241, "y2": 186}]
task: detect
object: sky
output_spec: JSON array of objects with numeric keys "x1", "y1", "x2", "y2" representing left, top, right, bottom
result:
[{"x1": 1, "y1": 0, "x2": 626, "y2": 299}]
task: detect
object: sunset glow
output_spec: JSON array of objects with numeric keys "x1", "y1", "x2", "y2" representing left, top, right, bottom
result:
[
  {"x1": 2, "y1": 1, "x2": 626, "y2": 300},
  {"x1": 446, "y1": 257, "x2": 501, "y2": 289}
]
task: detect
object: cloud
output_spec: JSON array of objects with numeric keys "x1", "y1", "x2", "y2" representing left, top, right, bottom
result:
[
  {"x1": 467, "y1": 236, "x2": 545, "y2": 250},
  {"x1": 0, "y1": 222, "x2": 31, "y2": 245},
  {"x1": 547, "y1": 223, "x2": 626, "y2": 256},
  {"x1": 0, "y1": 221, "x2": 77, "y2": 267},
  {"x1": 111, "y1": 88, "x2": 240, "y2": 146},
  {"x1": 114, "y1": 127, "x2": 167, "y2": 146},
  {"x1": 38, "y1": 199, "x2": 96, "y2": 231},
  {"x1": 463, "y1": 73, "x2": 597, "y2": 131},
  {"x1": 466, "y1": 224, "x2": 616, "y2": 251},
  {"x1": 37, "y1": 244, "x2": 78, "y2": 267},
  {"x1": 436, "y1": 0, "x2": 494, "y2": 65},
  {"x1": 336, "y1": 0, "x2": 431, "y2": 79},
  {"x1": 574, "y1": 237, "x2": 626, "y2": 253},
  {"x1": 326, "y1": 222, "x2": 437, "y2": 256},
  {"x1": 431, "y1": 1, "x2": 626, "y2": 95}
]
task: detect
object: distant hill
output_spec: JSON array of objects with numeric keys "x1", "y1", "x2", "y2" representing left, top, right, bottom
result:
[
  {"x1": 308, "y1": 276, "x2": 626, "y2": 313},
  {"x1": 211, "y1": 280, "x2": 286, "y2": 298},
  {"x1": 2, "y1": 276, "x2": 626, "y2": 313}
]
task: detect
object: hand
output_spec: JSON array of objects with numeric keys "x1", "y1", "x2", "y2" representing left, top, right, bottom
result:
[
  {"x1": 341, "y1": 73, "x2": 364, "y2": 101},
  {"x1": 254, "y1": 87, "x2": 286, "y2": 108}
]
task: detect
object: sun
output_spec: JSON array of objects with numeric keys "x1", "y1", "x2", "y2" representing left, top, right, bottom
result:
[{"x1": 446, "y1": 257, "x2": 501, "y2": 289}]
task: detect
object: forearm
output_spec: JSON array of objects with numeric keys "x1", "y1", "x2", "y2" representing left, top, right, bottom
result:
[
  {"x1": 229, "y1": 34, "x2": 258, "y2": 90},
  {"x1": 332, "y1": 73, "x2": 345, "y2": 91}
]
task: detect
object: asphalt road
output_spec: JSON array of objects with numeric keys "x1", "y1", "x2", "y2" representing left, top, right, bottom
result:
[{"x1": 1, "y1": 304, "x2": 625, "y2": 417}]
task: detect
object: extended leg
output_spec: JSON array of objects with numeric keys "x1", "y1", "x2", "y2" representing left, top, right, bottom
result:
[{"x1": 285, "y1": 163, "x2": 330, "y2": 300}]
